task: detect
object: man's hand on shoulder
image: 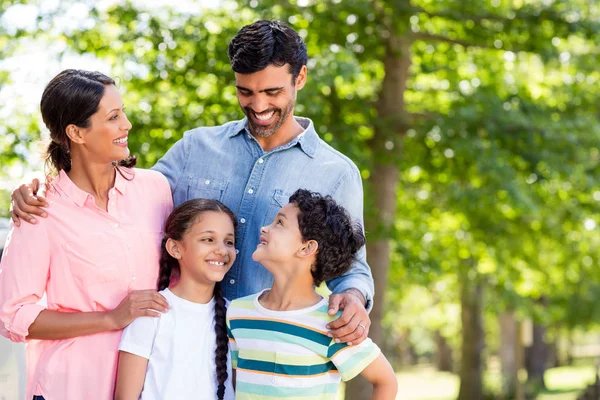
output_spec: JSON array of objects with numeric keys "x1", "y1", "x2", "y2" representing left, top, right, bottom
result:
[
  {"x1": 10, "y1": 178, "x2": 49, "y2": 226},
  {"x1": 326, "y1": 289, "x2": 370, "y2": 346}
]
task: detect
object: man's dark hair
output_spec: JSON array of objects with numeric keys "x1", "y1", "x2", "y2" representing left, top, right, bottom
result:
[
  {"x1": 289, "y1": 189, "x2": 366, "y2": 286},
  {"x1": 227, "y1": 20, "x2": 308, "y2": 81}
]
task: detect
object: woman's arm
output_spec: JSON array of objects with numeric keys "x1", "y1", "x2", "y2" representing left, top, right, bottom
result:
[
  {"x1": 114, "y1": 351, "x2": 149, "y2": 400},
  {"x1": 27, "y1": 289, "x2": 169, "y2": 340},
  {"x1": 360, "y1": 354, "x2": 398, "y2": 400}
]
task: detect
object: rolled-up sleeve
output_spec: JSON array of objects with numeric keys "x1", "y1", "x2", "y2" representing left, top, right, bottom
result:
[
  {"x1": 0, "y1": 221, "x2": 50, "y2": 342},
  {"x1": 327, "y1": 167, "x2": 375, "y2": 312}
]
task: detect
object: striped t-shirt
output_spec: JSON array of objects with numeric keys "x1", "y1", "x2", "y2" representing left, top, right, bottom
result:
[{"x1": 226, "y1": 290, "x2": 380, "y2": 399}]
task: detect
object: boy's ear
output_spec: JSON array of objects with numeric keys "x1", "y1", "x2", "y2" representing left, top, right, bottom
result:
[
  {"x1": 166, "y1": 238, "x2": 181, "y2": 259},
  {"x1": 297, "y1": 240, "x2": 318, "y2": 258}
]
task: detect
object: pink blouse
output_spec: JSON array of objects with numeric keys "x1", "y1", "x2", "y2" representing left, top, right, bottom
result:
[{"x1": 0, "y1": 168, "x2": 173, "y2": 400}]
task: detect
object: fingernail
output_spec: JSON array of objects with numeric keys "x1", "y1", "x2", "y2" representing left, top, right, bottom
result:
[
  {"x1": 326, "y1": 333, "x2": 332, "y2": 337},
  {"x1": 41, "y1": 212, "x2": 47, "y2": 217},
  {"x1": 30, "y1": 218, "x2": 36, "y2": 224},
  {"x1": 326, "y1": 324, "x2": 330, "y2": 329},
  {"x1": 348, "y1": 342, "x2": 353, "y2": 346},
  {"x1": 335, "y1": 339, "x2": 340, "y2": 343}
]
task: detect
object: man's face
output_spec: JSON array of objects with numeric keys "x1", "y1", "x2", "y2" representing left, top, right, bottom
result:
[{"x1": 235, "y1": 64, "x2": 306, "y2": 138}]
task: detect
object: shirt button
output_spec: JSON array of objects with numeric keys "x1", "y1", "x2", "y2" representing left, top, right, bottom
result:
[
  {"x1": 229, "y1": 279, "x2": 235, "y2": 284},
  {"x1": 248, "y1": 189, "x2": 254, "y2": 194},
  {"x1": 258, "y1": 158, "x2": 264, "y2": 164},
  {"x1": 240, "y1": 218, "x2": 246, "y2": 224},
  {"x1": 114, "y1": 223, "x2": 119, "y2": 228},
  {"x1": 235, "y1": 249, "x2": 239, "y2": 254},
  {"x1": 132, "y1": 276, "x2": 136, "y2": 281},
  {"x1": 205, "y1": 180, "x2": 211, "y2": 185}
]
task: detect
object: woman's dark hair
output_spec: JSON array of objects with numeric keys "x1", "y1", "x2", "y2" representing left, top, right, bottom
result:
[
  {"x1": 157, "y1": 198, "x2": 237, "y2": 400},
  {"x1": 40, "y1": 69, "x2": 136, "y2": 175},
  {"x1": 227, "y1": 20, "x2": 308, "y2": 81},
  {"x1": 289, "y1": 189, "x2": 366, "y2": 286}
]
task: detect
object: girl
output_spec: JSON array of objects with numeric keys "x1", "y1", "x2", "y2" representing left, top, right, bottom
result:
[
  {"x1": 115, "y1": 199, "x2": 236, "y2": 400},
  {"x1": 0, "y1": 69, "x2": 172, "y2": 400}
]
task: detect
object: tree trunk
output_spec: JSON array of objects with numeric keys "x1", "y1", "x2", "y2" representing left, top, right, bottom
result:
[
  {"x1": 457, "y1": 275, "x2": 484, "y2": 400},
  {"x1": 344, "y1": 29, "x2": 412, "y2": 400},
  {"x1": 435, "y1": 330, "x2": 453, "y2": 372},
  {"x1": 526, "y1": 322, "x2": 547, "y2": 390},
  {"x1": 499, "y1": 311, "x2": 519, "y2": 399}
]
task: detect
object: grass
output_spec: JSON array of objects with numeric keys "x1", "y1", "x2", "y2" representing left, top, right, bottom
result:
[{"x1": 392, "y1": 364, "x2": 596, "y2": 400}]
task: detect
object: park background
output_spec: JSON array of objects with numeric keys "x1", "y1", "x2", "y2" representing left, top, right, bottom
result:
[{"x1": 1, "y1": 0, "x2": 599, "y2": 399}]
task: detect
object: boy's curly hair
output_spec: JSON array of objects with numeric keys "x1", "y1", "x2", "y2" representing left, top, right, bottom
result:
[{"x1": 289, "y1": 189, "x2": 366, "y2": 286}]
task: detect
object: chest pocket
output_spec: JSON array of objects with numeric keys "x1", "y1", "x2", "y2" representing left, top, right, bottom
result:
[
  {"x1": 187, "y1": 177, "x2": 228, "y2": 202},
  {"x1": 262, "y1": 189, "x2": 291, "y2": 227}
]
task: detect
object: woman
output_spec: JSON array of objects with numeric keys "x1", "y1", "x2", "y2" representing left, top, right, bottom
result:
[{"x1": 0, "y1": 69, "x2": 173, "y2": 400}]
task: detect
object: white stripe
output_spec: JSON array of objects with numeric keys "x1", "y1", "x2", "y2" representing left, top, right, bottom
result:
[{"x1": 236, "y1": 369, "x2": 340, "y2": 388}]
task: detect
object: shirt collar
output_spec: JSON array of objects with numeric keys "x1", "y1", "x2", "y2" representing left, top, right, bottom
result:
[
  {"x1": 228, "y1": 116, "x2": 319, "y2": 158},
  {"x1": 54, "y1": 168, "x2": 129, "y2": 207}
]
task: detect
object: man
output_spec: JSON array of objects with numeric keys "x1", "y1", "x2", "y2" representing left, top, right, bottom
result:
[{"x1": 10, "y1": 20, "x2": 374, "y2": 344}]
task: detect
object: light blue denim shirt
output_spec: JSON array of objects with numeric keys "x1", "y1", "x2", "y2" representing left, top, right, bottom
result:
[{"x1": 152, "y1": 117, "x2": 374, "y2": 309}]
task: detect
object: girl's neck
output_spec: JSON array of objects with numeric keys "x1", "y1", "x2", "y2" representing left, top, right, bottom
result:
[
  {"x1": 67, "y1": 154, "x2": 116, "y2": 210},
  {"x1": 170, "y1": 273, "x2": 215, "y2": 305},
  {"x1": 259, "y1": 273, "x2": 321, "y2": 312}
]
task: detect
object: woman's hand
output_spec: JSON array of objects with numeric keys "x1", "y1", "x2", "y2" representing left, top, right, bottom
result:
[{"x1": 108, "y1": 290, "x2": 170, "y2": 330}]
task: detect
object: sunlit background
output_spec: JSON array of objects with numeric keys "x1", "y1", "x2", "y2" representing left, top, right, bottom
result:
[{"x1": 1, "y1": 1, "x2": 600, "y2": 399}]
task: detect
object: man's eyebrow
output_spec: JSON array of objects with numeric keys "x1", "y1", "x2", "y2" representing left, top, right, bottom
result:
[{"x1": 235, "y1": 86, "x2": 284, "y2": 93}]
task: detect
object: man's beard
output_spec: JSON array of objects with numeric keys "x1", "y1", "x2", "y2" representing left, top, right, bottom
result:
[{"x1": 244, "y1": 99, "x2": 294, "y2": 138}]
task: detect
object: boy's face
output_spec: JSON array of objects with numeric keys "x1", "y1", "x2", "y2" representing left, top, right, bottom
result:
[
  {"x1": 252, "y1": 203, "x2": 306, "y2": 266},
  {"x1": 235, "y1": 64, "x2": 306, "y2": 138}
]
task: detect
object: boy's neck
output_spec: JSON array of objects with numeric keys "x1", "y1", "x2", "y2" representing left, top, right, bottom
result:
[{"x1": 259, "y1": 275, "x2": 322, "y2": 312}]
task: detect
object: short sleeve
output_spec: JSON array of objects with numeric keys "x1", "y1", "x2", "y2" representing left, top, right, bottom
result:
[
  {"x1": 118, "y1": 316, "x2": 160, "y2": 359},
  {"x1": 327, "y1": 337, "x2": 381, "y2": 381}
]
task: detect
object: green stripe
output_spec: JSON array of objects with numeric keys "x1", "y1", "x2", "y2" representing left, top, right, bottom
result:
[
  {"x1": 231, "y1": 329, "x2": 328, "y2": 355},
  {"x1": 338, "y1": 348, "x2": 379, "y2": 381},
  {"x1": 237, "y1": 381, "x2": 339, "y2": 397},
  {"x1": 238, "y1": 357, "x2": 337, "y2": 376},
  {"x1": 230, "y1": 319, "x2": 330, "y2": 346},
  {"x1": 327, "y1": 342, "x2": 347, "y2": 358}
]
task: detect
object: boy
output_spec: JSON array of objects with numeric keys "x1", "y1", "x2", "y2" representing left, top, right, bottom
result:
[{"x1": 226, "y1": 189, "x2": 398, "y2": 399}]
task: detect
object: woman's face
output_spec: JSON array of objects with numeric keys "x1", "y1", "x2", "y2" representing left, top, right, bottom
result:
[{"x1": 78, "y1": 84, "x2": 132, "y2": 163}]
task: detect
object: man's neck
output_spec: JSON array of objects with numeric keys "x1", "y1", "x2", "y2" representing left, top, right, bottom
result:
[{"x1": 254, "y1": 116, "x2": 305, "y2": 152}]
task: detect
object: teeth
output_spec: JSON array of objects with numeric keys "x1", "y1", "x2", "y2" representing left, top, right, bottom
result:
[
  {"x1": 113, "y1": 137, "x2": 127, "y2": 144},
  {"x1": 255, "y1": 111, "x2": 274, "y2": 121},
  {"x1": 207, "y1": 261, "x2": 225, "y2": 266}
]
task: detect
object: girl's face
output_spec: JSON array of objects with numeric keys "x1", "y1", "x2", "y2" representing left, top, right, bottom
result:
[
  {"x1": 252, "y1": 203, "x2": 305, "y2": 266},
  {"x1": 76, "y1": 84, "x2": 132, "y2": 163},
  {"x1": 175, "y1": 211, "x2": 236, "y2": 285}
]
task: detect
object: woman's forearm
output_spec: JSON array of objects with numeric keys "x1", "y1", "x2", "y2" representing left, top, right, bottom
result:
[{"x1": 27, "y1": 309, "x2": 117, "y2": 340}]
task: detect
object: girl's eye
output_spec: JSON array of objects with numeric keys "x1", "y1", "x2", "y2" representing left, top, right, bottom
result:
[{"x1": 201, "y1": 238, "x2": 213, "y2": 242}]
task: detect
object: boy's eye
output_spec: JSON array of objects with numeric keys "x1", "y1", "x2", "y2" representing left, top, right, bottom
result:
[{"x1": 277, "y1": 219, "x2": 283, "y2": 225}]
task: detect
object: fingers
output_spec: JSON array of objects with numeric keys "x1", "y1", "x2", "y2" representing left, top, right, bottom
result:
[
  {"x1": 329, "y1": 313, "x2": 360, "y2": 341},
  {"x1": 327, "y1": 294, "x2": 343, "y2": 316},
  {"x1": 11, "y1": 184, "x2": 48, "y2": 224},
  {"x1": 336, "y1": 320, "x2": 370, "y2": 346},
  {"x1": 9, "y1": 207, "x2": 21, "y2": 227},
  {"x1": 129, "y1": 290, "x2": 170, "y2": 311}
]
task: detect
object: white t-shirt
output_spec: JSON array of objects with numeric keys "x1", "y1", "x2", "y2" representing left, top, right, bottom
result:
[{"x1": 118, "y1": 289, "x2": 234, "y2": 400}]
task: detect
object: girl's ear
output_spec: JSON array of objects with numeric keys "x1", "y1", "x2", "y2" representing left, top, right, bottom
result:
[
  {"x1": 297, "y1": 240, "x2": 318, "y2": 258},
  {"x1": 166, "y1": 238, "x2": 181, "y2": 259}
]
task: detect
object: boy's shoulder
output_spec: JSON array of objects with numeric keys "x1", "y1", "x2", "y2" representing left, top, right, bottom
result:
[{"x1": 229, "y1": 292, "x2": 261, "y2": 310}]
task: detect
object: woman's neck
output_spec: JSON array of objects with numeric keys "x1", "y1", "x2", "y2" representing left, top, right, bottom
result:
[
  {"x1": 259, "y1": 269, "x2": 321, "y2": 311},
  {"x1": 67, "y1": 154, "x2": 116, "y2": 210}
]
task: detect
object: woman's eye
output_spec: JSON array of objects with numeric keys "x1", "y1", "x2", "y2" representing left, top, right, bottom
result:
[{"x1": 110, "y1": 114, "x2": 118, "y2": 121}]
